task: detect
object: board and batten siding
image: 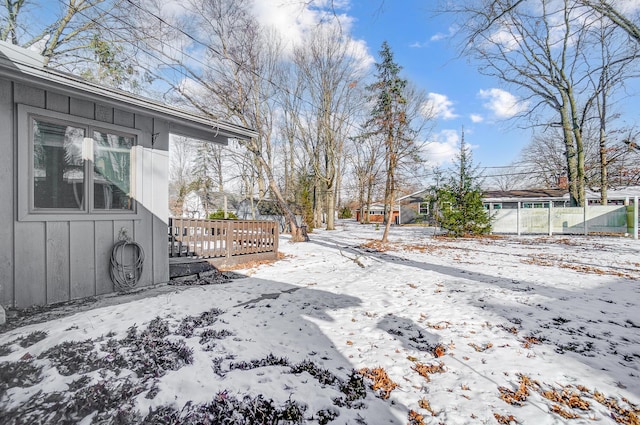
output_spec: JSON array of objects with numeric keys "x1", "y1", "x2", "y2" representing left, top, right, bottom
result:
[{"x1": 0, "y1": 77, "x2": 170, "y2": 308}]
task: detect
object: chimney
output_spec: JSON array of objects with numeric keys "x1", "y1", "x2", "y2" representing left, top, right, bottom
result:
[{"x1": 557, "y1": 175, "x2": 568, "y2": 189}]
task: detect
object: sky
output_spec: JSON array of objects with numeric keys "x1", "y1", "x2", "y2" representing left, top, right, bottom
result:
[
  {"x1": 248, "y1": 0, "x2": 539, "y2": 170},
  {"x1": 1, "y1": 222, "x2": 639, "y2": 423},
  {"x1": 248, "y1": 0, "x2": 640, "y2": 176},
  {"x1": 20, "y1": 0, "x2": 640, "y2": 179}
]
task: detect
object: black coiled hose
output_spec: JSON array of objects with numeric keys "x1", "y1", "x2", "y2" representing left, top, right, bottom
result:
[{"x1": 109, "y1": 240, "x2": 144, "y2": 291}]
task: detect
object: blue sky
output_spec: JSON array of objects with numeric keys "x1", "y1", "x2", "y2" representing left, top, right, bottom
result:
[
  {"x1": 343, "y1": 0, "x2": 536, "y2": 169},
  {"x1": 250, "y1": 0, "x2": 543, "y2": 171},
  {"x1": 25, "y1": 0, "x2": 640, "y2": 174}
]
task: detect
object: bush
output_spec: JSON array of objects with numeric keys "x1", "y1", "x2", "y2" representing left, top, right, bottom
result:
[
  {"x1": 208, "y1": 210, "x2": 238, "y2": 220},
  {"x1": 437, "y1": 187, "x2": 491, "y2": 236},
  {"x1": 338, "y1": 206, "x2": 352, "y2": 219}
]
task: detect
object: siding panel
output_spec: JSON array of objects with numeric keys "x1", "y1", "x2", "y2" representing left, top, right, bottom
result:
[
  {"x1": 0, "y1": 79, "x2": 14, "y2": 306},
  {"x1": 134, "y1": 216, "x2": 153, "y2": 287},
  {"x1": 152, "y1": 119, "x2": 170, "y2": 284},
  {"x1": 95, "y1": 221, "x2": 114, "y2": 295},
  {"x1": 46, "y1": 222, "x2": 70, "y2": 304},
  {"x1": 95, "y1": 104, "x2": 113, "y2": 123},
  {"x1": 114, "y1": 109, "x2": 134, "y2": 128},
  {"x1": 14, "y1": 83, "x2": 45, "y2": 108},
  {"x1": 14, "y1": 222, "x2": 46, "y2": 307},
  {"x1": 70, "y1": 98, "x2": 94, "y2": 119},
  {"x1": 69, "y1": 221, "x2": 96, "y2": 299},
  {"x1": 46, "y1": 92, "x2": 69, "y2": 114}
]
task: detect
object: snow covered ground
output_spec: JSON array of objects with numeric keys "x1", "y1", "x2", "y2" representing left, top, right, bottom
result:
[{"x1": 1, "y1": 220, "x2": 639, "y2": 424}]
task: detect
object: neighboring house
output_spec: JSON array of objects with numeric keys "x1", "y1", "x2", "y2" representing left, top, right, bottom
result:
[
  {"x1": 355, "y1": 203, "x2": 400, "y2": 224},
  {"x1": 483, "y1": 187, "x2": 640, "y2": 209},
  {"x1": 397, "y1": 186, "x2": 640, "y2": 227},
  {"x1": 236, "y1": 198, "x2": 303, "y2": 231},
  {"x1": 181, "y1": 191, "x2": 239, "y2": 218},
  {"x1": 397, "y1": 189, "x2": 434, "y2": 224},
  {"x1": 482, "y1": 189, "x2": 570, "y2": 210},
  {"x1": 0, "y1": 41, "x2": 257, "y2": 311}
]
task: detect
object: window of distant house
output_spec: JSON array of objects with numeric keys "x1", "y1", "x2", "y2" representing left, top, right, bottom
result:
[
  {"x1": 20, "y1": 105, "x2": 138, "y2": 220},
  {"x1": 419, "y1": 202, "x2": 429, "y2": 216},
  {"x1": 522, "y1": 202, "x2": 548, "y2": 208}
]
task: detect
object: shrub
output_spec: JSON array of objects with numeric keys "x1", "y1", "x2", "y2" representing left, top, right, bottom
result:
[{"x1": 208, "y1": 210, "x2": 238, "y2": 220}]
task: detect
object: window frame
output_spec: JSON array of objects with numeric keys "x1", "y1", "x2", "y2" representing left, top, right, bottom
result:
[
  {"x1": 418, "y1": 202, "x2": 429, "y2": 216},
  {"x1": 18, "y1": 104, "x2": 142, "y2": 222}
]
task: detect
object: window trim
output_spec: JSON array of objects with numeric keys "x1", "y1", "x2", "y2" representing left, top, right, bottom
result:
[{"x1": 18, "y1": 104, "x2": 142, "y2": 222}]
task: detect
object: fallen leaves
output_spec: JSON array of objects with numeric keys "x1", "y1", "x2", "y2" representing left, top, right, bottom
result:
[
  {"x1": 498, "y1": 375, "x2": 531, "y2": 406},
  {"x1": 433, "y1": 344, "x2": 446, "y2": 358},
  {"x1": 497, "y1": 376, "x2": 640, "y2": 424},
  {"x1": 522, "y1": 256, "x2": 638, "y2": 279},
  {"x1": 521, "y1": 336, "x2": 541, "y2": 349},
  {"x1": 468, "y1": 342, "x2": 493, "y2": 352},
  {"x1": 418, "y1": 398, "x2": 437, "y2": 416},
  {"x1": 358, "y1": 367, "x2": 398, "y2": 399},
  {"x1": 412, "y1": 361, "x2": 446, "y2": 382},
  {"x1": 407, "y1": 409, "x2": 425, "y2": 425},
  {"x1": 493, "y1": 412, "x2": 519, "y2": 424}
]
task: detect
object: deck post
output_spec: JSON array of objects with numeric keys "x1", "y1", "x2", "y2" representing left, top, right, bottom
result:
[
  {"x1": 516, "y1": 202, "x2": 521, "y2": 236},
  {"x1": 226, "y1": 220, "x2": 233, "y2": 261},
  {"x1": 584, "y1": 201, "x2": 588, "y2": 236},
  {"x1": 634, "y1": 197, "x2": 638, "y2": 240},
  {"x1": 548, "y1": 201, "x2": 553, "y2": 236}
]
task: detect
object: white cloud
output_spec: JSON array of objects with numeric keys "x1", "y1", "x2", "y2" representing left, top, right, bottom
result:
[
  {"x1": 425, "y1": 93, "x2": 458, "y2": 120},
  {"x1": 470, "y1": 114, "x2": 484, "y2": 123},
  {"x1": 422, "y1": 129, "x2": 460, "y2": 166},
  {"x1": 487, "y1": 28, "x2": 522, "y2": 51},
  {"x1": 478, "y1": 88, "x2": 529, "y2": 119},
  {"x1": 250, "y1": 0, "x2": 354, "y2": 51},
  {"x1": 430, "y1": 26, "x2": 457, "y2": 42}
]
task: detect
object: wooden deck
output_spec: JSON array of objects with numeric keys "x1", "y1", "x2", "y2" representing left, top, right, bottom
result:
[{"x1": 168, "y1": 218, "x2": 279, "y2": 268}]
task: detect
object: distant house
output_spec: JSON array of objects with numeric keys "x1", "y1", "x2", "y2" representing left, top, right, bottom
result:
[
  {"x1": 180, "y1": 191, "x2": 239, "y2": 218},
  {"x1": 397, "y1": 189, "x2": 434, "y2": 224},
  {"x1": 236, "y1": 198, "x2": 303, "y2": 231},
  {"x1": 396, "y1": 186, "x2": 640, "y2": 226},
  {"x1": 483, "y1": 187, "x2": 640, "y2": 210},
  {"x1": 0, "y1": 41, "x2": 257, "y2": 311},
  {"x1": 482, "y1": 189, "x2": 570, "y2": 210},
  {"x1": 355, "y1": 202, "x2": 400, "y2": 224}
]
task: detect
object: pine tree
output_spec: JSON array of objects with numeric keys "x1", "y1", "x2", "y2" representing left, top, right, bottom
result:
[
  {"x1": 365, "y1": 41, "x2": 409, "y2": 242},
  {"x1": 437, "y1": 129, "x2": 491, "y2": 236}
]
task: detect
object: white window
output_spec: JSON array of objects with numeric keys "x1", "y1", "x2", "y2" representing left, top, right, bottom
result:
[
  {"x1": 419, "y1": 202, "x2": 429, "y2": 216},
  {"x1": 19, "y1": 105, "x2": 140, "y2": 220}
]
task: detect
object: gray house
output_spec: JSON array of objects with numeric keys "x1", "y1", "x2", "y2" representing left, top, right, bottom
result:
[{"x1": 0, "y1": 41, "x2": 256, "y2": 313}]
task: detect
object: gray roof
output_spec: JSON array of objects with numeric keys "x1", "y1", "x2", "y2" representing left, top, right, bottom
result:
[{"x1": 0, "y1": 41, "x2": 257, "y2": 143}]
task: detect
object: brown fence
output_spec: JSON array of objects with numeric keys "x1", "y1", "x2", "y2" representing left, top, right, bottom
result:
[{"x1": 169, "y1": 218, "x2": 279, "y2": 266}]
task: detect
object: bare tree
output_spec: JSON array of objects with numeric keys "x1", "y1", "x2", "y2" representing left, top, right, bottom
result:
[
  {"x1": 579, "y1": 0, "x2": 640, "y2": 43},
  {"x1": 581, "y1": 15, "x2": 640, "y2": 202},
  {"x1": 451, "y1": 0, "x2": 611, "y2": 206},
  {"x1": 350, "y1": 132, "x2": 385, "y2": 223},
  {"x1": 135, "y1": 0, "x2": 308, "y2": 240},
  {"x1": 0, "y1": 0, "x2": 153, "y2": 89},
  {"x1": 168, "y1": 137, "x2": 196, "y2": 217},
  {"x1": 291, "y1": 25, "x2": 363, "y2": 230}
]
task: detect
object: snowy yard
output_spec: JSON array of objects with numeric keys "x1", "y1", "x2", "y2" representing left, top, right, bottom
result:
[{"x1": 1, "y1": 220, "x2": 639, "y2": 424}]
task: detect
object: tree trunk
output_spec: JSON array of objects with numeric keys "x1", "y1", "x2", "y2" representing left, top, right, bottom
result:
[
  {"x1": 560, "y1": 102, "x2": 580, "y2": 206},
  {"x1": 256, "y1": 153, "x2": 308, "y2": 242}
]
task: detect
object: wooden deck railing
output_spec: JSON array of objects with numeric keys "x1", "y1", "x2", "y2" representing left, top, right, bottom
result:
[{"x1": 168, "y1": 218, "x2": 279, "y2": 264}]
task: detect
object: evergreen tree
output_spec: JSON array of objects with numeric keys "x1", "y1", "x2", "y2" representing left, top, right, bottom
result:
[
  {"x1": 437, "y1": 130, "x2": 491, "y2": 236},
  {"x1": 364, "y1": 41, "x2": 410, "y2": 242}
]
